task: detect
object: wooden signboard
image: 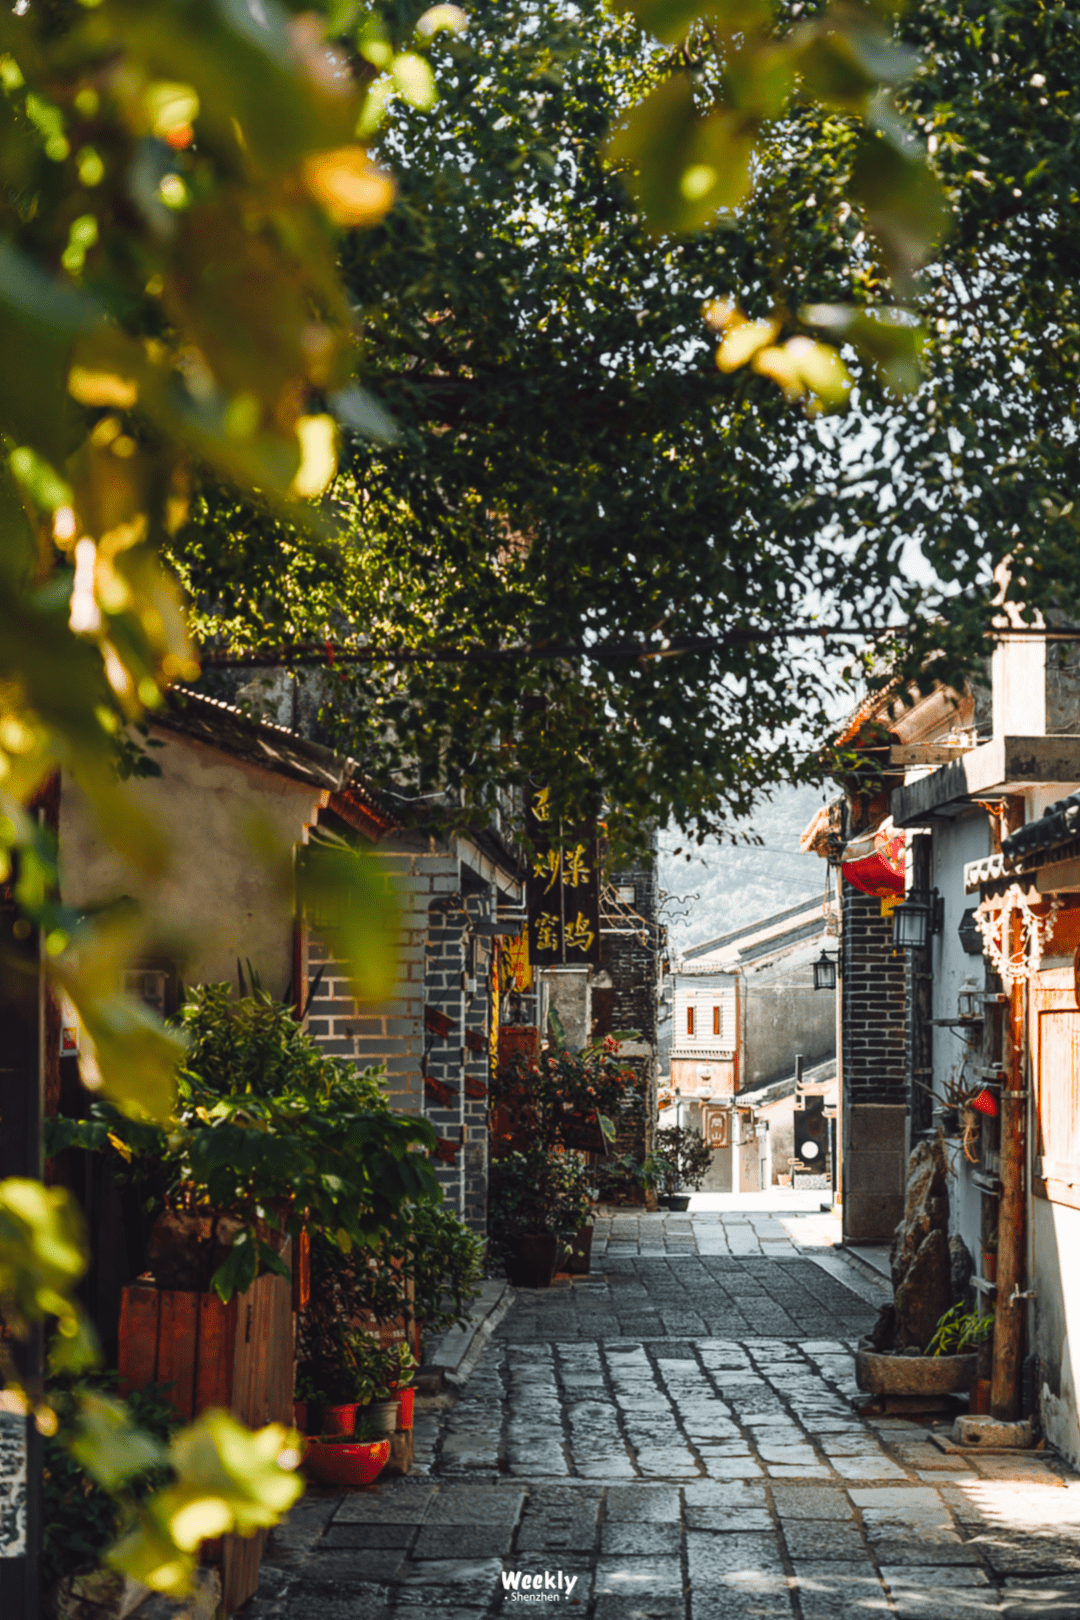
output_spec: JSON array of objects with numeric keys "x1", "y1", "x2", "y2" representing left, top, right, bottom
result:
[
  {"x1": 702, "y1": 1108, "x2": 729, "y2": 1150},
  {"x1": 525, "y1": 783, "x2": 600, "y2": 966}
]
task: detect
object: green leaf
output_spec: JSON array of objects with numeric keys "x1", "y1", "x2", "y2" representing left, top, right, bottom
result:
[
  {"x1": 108, "y1": 1410, "x2": 303, "y2": 1595},
  {"x1": 609, "y1": 0, "x2": 770, "y2": 44},
  {"x1": 392, "y1": 52, "x2": 436, "y2": 110},
  {"x1": 296, "y1": 837, "x2": 400, "y2": 1003},
  {"x1": 67, "y1": 1392, "x2": 168, "y2": 1490},
  {"x1": 801, "y1": 303, "x2": 925, "y2": 394},
  {"x1": 850, "y1": 127, "x2": 949, "y2": 286},
  {"x1": 605, "y1": 73, "x2": 755, "y2": 234}
]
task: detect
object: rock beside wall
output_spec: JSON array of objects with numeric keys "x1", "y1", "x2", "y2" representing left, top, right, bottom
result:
[
  {"x1": 889, "y1": 1139, "x2": 948, "y2": 1287},
  {"x1": 893, "y1": 1227, "x2": 953, "y2": 1350},
  {"x1": 884, "y1": 1139, "x2": 954, "y2": 1351}
]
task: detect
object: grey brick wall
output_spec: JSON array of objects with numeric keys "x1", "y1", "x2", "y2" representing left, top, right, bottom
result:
[
  {"x1": 302, "y1": 845, "x2": 493, "y2": 1233},
  {"x1": 599, "y1": 857, "x2": 662, "y2": 1158},
  {"x1": 840, "y1": 884, "x2": 907, "y2": 1103}
]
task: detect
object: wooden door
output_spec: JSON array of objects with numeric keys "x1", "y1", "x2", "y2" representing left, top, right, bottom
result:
[{"x1": 1033, "y1": 968, "x2": 1080, "y2": 1203}]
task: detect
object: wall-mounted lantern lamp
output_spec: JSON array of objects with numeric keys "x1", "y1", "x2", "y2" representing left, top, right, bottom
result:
[
  {"x1": 958, "y1": 907, "x2": 983, "y2": 955},
  {"x1": 892, "y1": 889, "x2": 944, "y2": 950},
  {"x1": 812, "y1": 949, "x2": 838, "y2": 991}
]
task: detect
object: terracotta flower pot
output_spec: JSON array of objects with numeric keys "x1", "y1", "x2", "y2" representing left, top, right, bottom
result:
[
  {"x1": 394, "y1": 1387, "x2": 415, "y2": 1431},
  {"x1": 319, "y1": 1403, "x2": 358, "y2": 1437},
  {"x1": 505, "y1": 1233, "x2": 559, "y2": 1289},
  {"x1": 982, "y1": 1253, "x2": 997, "y2": 1283},
  {"x1": 970, "y1": 1377, "x2": 992, "y2": 1415},
  {"x1": 293, "y1": 1400, "x2": 308, "y2": 1434},
  {"x1": 303, "y1": 1438, "x2": 389, "y2": 1488}
]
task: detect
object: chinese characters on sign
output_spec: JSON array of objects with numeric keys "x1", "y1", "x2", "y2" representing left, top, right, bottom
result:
[{"x1": 526, "y1": 785, "x2": 601, "y2": 966}]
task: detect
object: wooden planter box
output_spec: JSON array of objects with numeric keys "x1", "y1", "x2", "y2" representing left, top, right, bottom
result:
[{"x1": 118, "y1": 1240, "x2": 294, "y2": 1616}]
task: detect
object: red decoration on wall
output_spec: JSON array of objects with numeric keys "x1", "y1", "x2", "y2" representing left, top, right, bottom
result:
[
  {"x1": 425, "y1": 1076, "x2": 457, "y2": 1107},
  {"x1": 464, "y1": 1028, "x2": 487, "y2": 1054},
  {"x1": 464, "y1": 1077, "x2": 488, "y2": 1100},
  {"x1": 424, "y1": 1006, "x2": 455, "y2": 1037},
  {"x1": 842, "y1": 824, "x2": 905, "y2": 899},
  {"x1": 842, "y1": 853, "x2": 905, "y2": 898},
  {"x1": 433, "y1": 1135, "x2": 464, "y2": 1163}
]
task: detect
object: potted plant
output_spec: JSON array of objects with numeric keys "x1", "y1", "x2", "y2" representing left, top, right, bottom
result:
[
  {"x1": 491, "y1": 1029, "x2": 643, "y2": 1159},
  {"x1": 48, "y1": 987, "x2": 440, "y2": 1305},
  {"x1": 304, "y1": 1327, "x2": 413, "y2": 1435},
  {"x1": 655, "y1": 1125, "x2": 712, "y2": 1210},
  {"x1": 555, "y1": 1161, "x2": 599, "y2": 1275},
  {"x1": 302, "y1": 1433, "x2": 391, "y2": 1488},
  {"x1": 489, "y1": 1148, "x2": 593, "y2": 1287},
  {"x1": 351, "y1": 1338, "x2": 417, "y2": 1433},
  {"x1": 856, "y1": 1304, "x2": 992, "y2": 1397}
]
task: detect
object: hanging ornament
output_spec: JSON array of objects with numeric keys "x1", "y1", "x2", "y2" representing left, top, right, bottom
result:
[{"x1": 974, "y1": 884, "x2": 1061, "y2": 990}]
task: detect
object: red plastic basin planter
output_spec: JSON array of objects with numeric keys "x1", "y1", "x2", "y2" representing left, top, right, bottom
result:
[{"x1": 303, "y1": 1438, "x2": 390, "y2": 1488}]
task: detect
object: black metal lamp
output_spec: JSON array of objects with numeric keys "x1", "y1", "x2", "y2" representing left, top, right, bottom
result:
[
  {"x1": 892, "y1": 890, "x2": 943, "y2": 949},
  {"x1": 958, "y1": 907, "x2": 982, "y2": 955},
  {"x1": 813, "y1": 949, "x2": 838, "y2": 991}
]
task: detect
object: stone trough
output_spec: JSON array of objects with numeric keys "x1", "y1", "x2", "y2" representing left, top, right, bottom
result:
[{"x1": 855, "y1": 1341, "x2": 977, "y2": 1396}]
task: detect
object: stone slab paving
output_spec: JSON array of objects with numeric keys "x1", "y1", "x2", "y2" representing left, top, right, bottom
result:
[{"x1": 243, "y1": 1230, "x2": 1080, "y2": 1620}]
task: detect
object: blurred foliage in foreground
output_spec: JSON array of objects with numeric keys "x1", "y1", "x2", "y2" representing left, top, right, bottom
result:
[{"x1": 0, "y1": 0, "x2": 456, "y2": 1594}]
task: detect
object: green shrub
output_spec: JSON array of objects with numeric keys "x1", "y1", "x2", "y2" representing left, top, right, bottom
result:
[
  {"x1": 41, "y1": 1379, "x2": 178, "y2": 1591},
  {"x1": 45, "y1": 987, "x2": 439, "y2": 1300}
]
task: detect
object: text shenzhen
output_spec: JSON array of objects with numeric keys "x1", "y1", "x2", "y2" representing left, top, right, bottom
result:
[{"x1": 501, "y1": 1570, "x2": 581, "y2": 1604}]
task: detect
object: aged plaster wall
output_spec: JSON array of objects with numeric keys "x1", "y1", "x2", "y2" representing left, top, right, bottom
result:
[
  {"x1": 741, "y1": 938, "x2": 836, "y2": 1091},
  {"x1": 59, "y1": 729, "x2": 325, "y2": 997},
  {"x1": 930, "y1": 809, "x2": 992, "y2": 1274},
  {"x1": 1033, "y1": 1197, "x2": 1080, "y2": 1469}
]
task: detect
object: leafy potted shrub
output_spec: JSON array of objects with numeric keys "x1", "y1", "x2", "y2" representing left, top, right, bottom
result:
[
  {"x1": 304, "y1": 1203, "x2": 484, "y2": 1365},
  {"x1": 856, "y1": 1303, "x2": 991, "y2": 1397},
  {"x1": 594, "y1": 1150, "x2": 669, "y2": 1208},
  {"x1": 47, "y1": 987, "x2": 441, "y2": 1304},
  {"x1": 489, "y1": 1148, "x2": 593, "y2": 1287},
  {"x1": 655, "y1": 1125, "x2": 713, "y2": 1210},
  {"x1": 349, "y1": 1337, "x2": 417, "y2": 1434},
  {"x1": 491, "y1": 1030, "x2": 642, "y2": 1158},
  {"x1": 297, "y1": 1325, "x2": 415, "y2": 1436}
]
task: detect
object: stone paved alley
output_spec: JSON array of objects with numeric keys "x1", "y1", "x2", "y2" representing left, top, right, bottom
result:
[{"x1": 247, "y1": 1212, "x2": 1080, "y2": 1620}]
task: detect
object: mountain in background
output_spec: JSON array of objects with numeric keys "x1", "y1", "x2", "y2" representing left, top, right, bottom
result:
[{"x1": 658, "y1": 784, "x2": 832, "y2": 956}]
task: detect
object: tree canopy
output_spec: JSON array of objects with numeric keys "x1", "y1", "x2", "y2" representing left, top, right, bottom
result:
[{"x1": 179, "y1": 0, "x2": 1080, "y2": 855}]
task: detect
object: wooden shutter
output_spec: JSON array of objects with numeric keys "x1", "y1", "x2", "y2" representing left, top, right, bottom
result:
[{"x1": 1034, "y1": 968, "x2": 1080, "y2": 1196}]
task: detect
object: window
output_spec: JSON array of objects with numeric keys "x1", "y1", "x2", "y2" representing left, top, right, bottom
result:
[
  {"x1": 687, "y1": 1006, "x2": 694, "y2": 1036},
  {"x1": 713, "y1": 1005, "x2": 721, "y2": 1037}
]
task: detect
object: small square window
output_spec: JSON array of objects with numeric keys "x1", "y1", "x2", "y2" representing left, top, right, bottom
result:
[{"x1": 616, "y1": 884, "x2": 636, "y2": 903}]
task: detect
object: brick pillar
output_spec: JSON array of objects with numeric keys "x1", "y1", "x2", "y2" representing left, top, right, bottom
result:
[
  {"x1": 841, "y1": 883, "x2": 908, "y2": 1244},
  {"x1": 425, "y1": 887, "x2": 468, "y2": 1214},
  {"x1": 462, "y1": 889, "x2": 494, "y2": 1234}
]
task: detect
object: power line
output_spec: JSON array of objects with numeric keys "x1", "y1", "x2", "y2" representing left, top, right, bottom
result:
[{"x1": 201, "y1": 621, "x2": 1073, "y2": 671}]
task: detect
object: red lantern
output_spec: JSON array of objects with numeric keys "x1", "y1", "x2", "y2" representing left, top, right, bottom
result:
[{"x1": 970, "y1": 1088, "x2": 998, "y2": 1118}]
